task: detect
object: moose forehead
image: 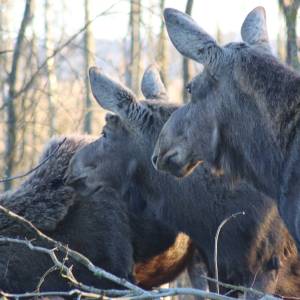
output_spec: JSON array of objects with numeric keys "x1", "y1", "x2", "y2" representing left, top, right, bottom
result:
[
  {"x1": 188, "y1": 46, "x2": 275, "y2": 105},
  {"x1": 104, "y1": 100, "x2": 178, "y2": 139}
]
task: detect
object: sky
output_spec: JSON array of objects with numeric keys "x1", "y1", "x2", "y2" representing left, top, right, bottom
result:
[
  {"x1": 23, "y1": 0, "x2": 282, "y2": 43},
  {"x1": 64, "y1": 0, "x2": 281, "y2": 42}
]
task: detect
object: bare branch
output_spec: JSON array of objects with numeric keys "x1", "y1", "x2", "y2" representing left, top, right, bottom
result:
[
  {"x1": 35, "y1": 265, "x2": 60, "y2": 293},
  {"x1": 202, "y1": 275, "x2": 265, "y2": 297},
  {"x1": 214, "y1": 212, "x2": 245, "y2": 294},
  {"x1": 0, "y1": 137, "x2": 67, "y2": 183},
  {"x1": 0, "y1": 205, "x2": 148, "y2": 295},
  {"x1": 0, "y1": 233, "x2": 282, "y2": 300},
  {"x1": 0, "y1": 50, "x2": 13, "y2": 55},
  {"x1": 0, "y1": 236, "x2": 131, "y2": 298},
  {"x1": 13, "y1": 2, "x2": 121, "y2": 101},
  {"x1": 0, "y1": 289, "x2": 101, "y2": 299}
]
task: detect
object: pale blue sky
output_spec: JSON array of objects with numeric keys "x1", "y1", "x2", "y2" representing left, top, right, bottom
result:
[
  {"x1": 54, "y1": 0, "x2": 281, "y2": 42},
  {"x1": 6, "y1": 0, "x2": 285, "y2": 44}
]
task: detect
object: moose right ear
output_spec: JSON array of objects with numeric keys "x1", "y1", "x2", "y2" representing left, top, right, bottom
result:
[
  {"x1": 164, "y1": 8, "x2": 224, "y2": 68},
  {"x1": 241, "y1": 7, "x2": 270, "y2": 48},
  {"x1": 141, "y1": 64, "x2": 167, "y2": 100},
  {"x1": 89, "y1": 67, "x2": 137, "y2": 116}
]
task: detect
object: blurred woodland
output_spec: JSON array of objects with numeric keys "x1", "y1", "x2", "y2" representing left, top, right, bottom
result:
[{"x1": 0, "y1": 0, "x2": 299, "y2": 193}]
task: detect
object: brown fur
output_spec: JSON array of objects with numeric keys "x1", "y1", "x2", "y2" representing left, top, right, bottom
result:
[
  {"x1": 247, "y1": 205, "x2": 300, "y2": 297},
  {"x1": 276, "y1": 255, "x2": 300, "y2": 299},
  {"x1": 135, "y1": 233, "x2": 194, "y2": 289},
  {"x1": 0, "y1": 135, "x2": 196, "y2": 292}
]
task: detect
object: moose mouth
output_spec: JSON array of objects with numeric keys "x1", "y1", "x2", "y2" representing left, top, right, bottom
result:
[
  {"x1": 175, "y1": 160, "x2": 203, "y2": 178},
  {"x1": 157, "y1": 156, "x2": 203, "y2": 178}
]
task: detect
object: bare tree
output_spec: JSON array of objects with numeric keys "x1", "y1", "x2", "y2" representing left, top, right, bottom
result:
[
  {"x1": 128, "y1": 0, "x2": 142, "y2": 95},
  {"x1": 279, "y1": 0, "x2": 300, "y2": 69},
  {"x1": 157, "y1": 0, "x2": 168, "y2": 87},
  {"x1": 0, "y1": 1, "x2": 9, "y2": 118},
  {"x1": 182, "y1": 0, "x2": 194, "y2": 102},
  {"x1": 4, "y1": 0, "x2": 33, "y2": 190},
  {"x1": 44, "y1": 0, "x2": 58, "y2": 136},
  {"x1": 83, "y1": 0, "x2": 95, "y2": 134}
]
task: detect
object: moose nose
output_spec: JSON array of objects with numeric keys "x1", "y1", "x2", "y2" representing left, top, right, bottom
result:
[{"x1": 152, "y1": 154, "x2": 158, "y2": 167}]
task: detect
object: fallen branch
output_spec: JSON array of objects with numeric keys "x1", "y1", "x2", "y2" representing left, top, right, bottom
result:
[
  {"x1": 0, "y1": 232, "x2": 282, "y2": 300},
  {"x1": 0, "y1": 205, "x2": 148, "y2": 296},
  {"x1": 0, "y1": 236, "x2": 132, "y2": 298},
  {"x1": 0, "y1": 289, "x2": 102, "y2": 299}
]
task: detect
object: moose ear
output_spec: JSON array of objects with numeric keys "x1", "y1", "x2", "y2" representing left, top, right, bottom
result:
[
  {"x1": 89, "y1": 67, "x2": 153, "y2": 131},
  {"x1": 89, "y1": 67, "x2": 137, "y2": 115},
  {"x1": 141, "y1": 64, "x2": 167, "y2": 100},
  {"x1": 164, "y1": 8, "x2": 224, "y2": 66},
  {"x1": 241, "y1": 7, "x2": 269, "y2": 47}
]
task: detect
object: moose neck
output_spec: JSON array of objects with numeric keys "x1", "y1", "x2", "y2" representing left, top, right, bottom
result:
[
  {"x1": 216, "y1": 87, "x2": 282, "y2": 200},
  {"x1": 238, "y1": 50, "x2": 300, "y2": 157}
]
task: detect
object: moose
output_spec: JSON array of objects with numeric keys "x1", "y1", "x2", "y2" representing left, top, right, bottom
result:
[
  {"x1": 152, "y1": 7, "x2": 300, "y2": 251},
  {"x1": 0, "y1": 133, "x2": 198, "y2": 292},
  {"x1": 67, "y1": 64, "x2": 300, "y2": 298}
]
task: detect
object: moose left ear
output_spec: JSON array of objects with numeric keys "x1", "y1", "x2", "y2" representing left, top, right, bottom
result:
[
  {"x1": 241, "y1": 7, "x2": 270, "y2": 47},
  {"x1": 89, "y1": 67, "x2": 137, "y2": 116},
  {"x1": 89, "y1": 67, "x2": 153, "y2": 132},
  {"x1": 141, "y1": 64, "x2": 167, "y2": 100}
]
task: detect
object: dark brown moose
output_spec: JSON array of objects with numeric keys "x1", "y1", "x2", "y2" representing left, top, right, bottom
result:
[
  {"x1": 68, "y1": 65, "x2": 300, "y2": 298},
  {"x1": 152, "y1": 6, "x2": 300, "y2": 252}
]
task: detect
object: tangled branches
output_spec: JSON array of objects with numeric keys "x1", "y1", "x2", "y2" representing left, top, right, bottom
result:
[{"x1": 0, "y1": 205, "x2": 282, "y2": 300}]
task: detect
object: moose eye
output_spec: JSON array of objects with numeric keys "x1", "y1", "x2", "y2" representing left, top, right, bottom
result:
[
  {"x1": 186, "y1": 83, "x2": 192, "y2": 94},
  {"x1": 101, "y1": 129, "x2": 107, "y2": 138}
]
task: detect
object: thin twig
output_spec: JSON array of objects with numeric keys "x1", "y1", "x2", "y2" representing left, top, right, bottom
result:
[
  {"x1": 214, "y1": 211, "x2": 245, "y2": 294},
  {"x1": 202, "y1": 275, "x2": 265, "y2": 297},
  {"x1": 35, "y1": 265, "x2": 59, "y2": 293},
  {"x1": 13, "y1": 2, "x2": 122, "y2": 101},
  {"x1": 0, "y1": 50, "x2": 13, "y2": 55},
  {"x1": 0, "y1": 137, "x2": 67, "y2": 183},
  {"x1": 0, "y1": 235, "x2": 282, "y2": 300},
  {"x1": 0, "y1": 236, "x2": 131, "y2": 298},
  {"x1": 0, "y1": 289, "x2": 102, "y2": 299}
]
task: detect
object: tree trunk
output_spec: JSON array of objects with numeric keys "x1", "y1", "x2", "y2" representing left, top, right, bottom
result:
[
  {"x1": 83, "y1": 0, "x2": 95, "y2": 134},
  {"x1": 128, "y1": 0, "x2": 141, "y2": 95},
  {"x1": 182, "y1": 0, "x2": 194, "y2": 103},
  {"x1": 4, "y1": 0, "x2": 33, "y2": 190},
  {"x1": 157, "y1": 0, "x2": 168, "y2": 87},
  {"x1": 279, "y1": 0, "x2": 300, "y2": 69},
  {"x1": 44, "y1": 0, "x2": 57, "y2": 136}
]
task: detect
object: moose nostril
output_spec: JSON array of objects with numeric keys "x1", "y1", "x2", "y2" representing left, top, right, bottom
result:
[
  {"x1": 165, "y1": 152, "x2": 178, "y2": 165},
  {"x1": 152, "y1": 155, "x2": 158, "y2": 166}
]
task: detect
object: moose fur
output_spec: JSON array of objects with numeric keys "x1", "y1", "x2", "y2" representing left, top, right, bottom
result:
[
  {"x1": 69, "y1": 65, "x2": 300, "y2": 298},
  {"x1": 152, "y1": 7, "x2": 300, "y2": 250},
  {"x1": 0, "y1": 135, "x2": 195, "y2": 292}
]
